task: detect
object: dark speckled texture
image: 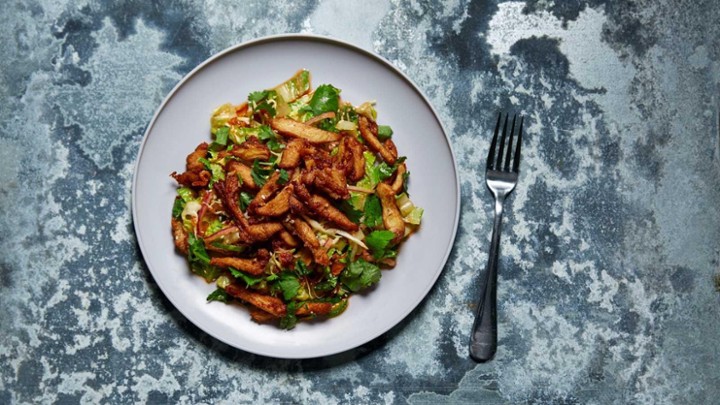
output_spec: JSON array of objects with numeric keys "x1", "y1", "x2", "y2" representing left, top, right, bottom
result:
[{"x1": 1, "y1": 1, "x2": 719, "y2": 404}]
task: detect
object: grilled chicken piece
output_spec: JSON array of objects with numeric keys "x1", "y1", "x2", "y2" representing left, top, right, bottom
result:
[
  {"x1": 225, "y1": 284, "x2": 286, "y2": 317},
  {"x1": 390, "y1": 163, "x2": 407, "y2": 194},
  {"x1": 376, "y1": 183, "x2": 405, "y2": 242},
  {"x1": 248, "y1": 171, "x2": 282, "y2": 213},
  {"x1": 294, "y1": 183, "x2": 358, "y2": 232},
  {"x1": 245, "y1": 222, "x2": 284, "y2": 242},
  {"x1": 249, "y1": 308, "x2": 277, "y2": 323},
  {"x1": 290, "y1": 216, "x2": 329, "y2": 266},
  {"x1": 230, "y1": 161, "x2": 258, "y2": 190},
  {"x1": 229, "y1": 136, "x2": 270, "y2": 161},
  {"x1": 171, "y1": 142, "x2": 211, "y2": 187},
  {"x1": 358, "y1": 116, "x2": 396, "y2": 164},
  {"x1": 295, "y1": 302, "x2": 333, "y2": 316},
  {"x1": 254, "y1": 185, "x2": 293, "y2": 217},
  {"x1": 171, "y1": 217, "x2": 188, "y2": 254},
  {"x1": 313, "y1": 167, "x2": 349, "y2": 200},
  {"x1": 279, "y1": 138, "x2": 307, "y2": 169},
  {"x1": 210, "y1": 256, "x2": 267, "y2": 276},
  {"x1": 343, "y1": 135, "x2": 366, "y2": 182},
  {"x1": 271, "y1": 117, "x2": 341, "y2": 143}
]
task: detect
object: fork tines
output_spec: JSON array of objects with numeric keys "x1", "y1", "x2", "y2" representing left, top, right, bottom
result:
[{"x1": 487, "y1": 113, "x2": 523, "y2": 173}]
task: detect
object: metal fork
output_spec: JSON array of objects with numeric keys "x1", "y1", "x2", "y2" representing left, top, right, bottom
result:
[{"x1": 469, "y1": 113, "x2": 524, "y2": 362}]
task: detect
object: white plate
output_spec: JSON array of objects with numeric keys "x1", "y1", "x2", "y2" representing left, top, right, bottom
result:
[{"x1": 132, "y1": 34, "x2": 459, "y2": 359}]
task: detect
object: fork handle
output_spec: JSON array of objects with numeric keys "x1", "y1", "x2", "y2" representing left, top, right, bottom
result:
[{"x1": 470, "y1": 196, "x2": 505, "y2": 362}]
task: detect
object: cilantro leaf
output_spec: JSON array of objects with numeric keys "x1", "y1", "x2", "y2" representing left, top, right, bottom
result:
[
  {"x1": 278, "y1": 169, "x2": 290, "y2": 185},
  {"x1": 362, "y1": 195, "x2": 382, "y2": 228},
  {"x1": 251, "y1": 160, "x2": 270, "y2": 187},
  {"x1": 308, "y1": 84, "x2": 340, "y2": 115},
  {"x1": 365, "y1": 230, "x2": 395, "y2": 259},
  {"x1": 294, "y1": 260, "x2": 311, "y2": 276},
  {"x1": 229, "y1": 268, "x2": 264, "y2": 287},
  {"x1": 188, "y1": 233, "x2": 211, "y2": 266},
  {"x1": 377, "y1": 162, "x2": 395, "y2": 181},
  {"x1": 279, "y1": 301, "x2": 299, "y2": 329},
  {"x1": 318, "y1": 118, "x2": 339, "y2": 133},
  {"x1": 277, "y1": 272, "x2": 301, "y2": 301},
  {"x1": 239, "y1": 192, "x2": 253, "y2": 211},
  {"x1": 341, "y1": 259, "x2": 381, "y2": 292},
  {"x1": 172, "y1": 197, "x2": 185, "y2": 219},
  {"x1": 257, "y1": 125, "x2": 275, "y2": 141},
  {"x1": 187, "y1": 234, "x2": 221, "y2": 281},
  {"x1": 207, "y1": 288, "x2": 230, "y2": 303},
  {"x1": 402, "y1": 171, "x2": 410, "y2": 195},
  {"x1": 314, "y1": 275, "x2": 337, "y2": 292},
  {"x1": 256, "y1": 125, "x2": 285, "y2": 152},
  {"x1": 248, "y1": 90, "x2": 277, "y2": 116},
  {"x1": 339, "y1": 200, "x2": 363, "y2": 224}
]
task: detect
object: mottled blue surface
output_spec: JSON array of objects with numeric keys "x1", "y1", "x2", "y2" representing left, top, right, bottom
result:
[{"x1": 2, "y1": 1, "x2": 719, "y2": 404}]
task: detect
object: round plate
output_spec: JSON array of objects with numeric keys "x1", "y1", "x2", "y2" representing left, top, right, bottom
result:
[{"x1": 132, "y1": 34, "x2": 459, "y2": 359}]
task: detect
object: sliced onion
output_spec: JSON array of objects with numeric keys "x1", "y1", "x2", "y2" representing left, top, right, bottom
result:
[
  {"x1": 347, "y1": 185, "x2": 374, "y2": 193},
  {"x1": 302, "y1": 215, "x2": 336, "y2": 236},
  {"x1": 334, "y1": 229, "x2": 368, "y2": 250}
]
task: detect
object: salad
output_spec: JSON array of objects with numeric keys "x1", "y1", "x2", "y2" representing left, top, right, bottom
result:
[{"x1": 170, "y1": 69, "x2": 423, "y2": 329}]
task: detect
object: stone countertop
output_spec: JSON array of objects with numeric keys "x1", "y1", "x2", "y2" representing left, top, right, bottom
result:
[{"x1": 1, "y1": 1, "x2": 719, "y2": 404}]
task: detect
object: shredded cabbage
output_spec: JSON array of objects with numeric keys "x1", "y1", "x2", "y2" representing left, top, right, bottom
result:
[{"x1": 210, "y1": 103, "x2": 236, "y2": 134}]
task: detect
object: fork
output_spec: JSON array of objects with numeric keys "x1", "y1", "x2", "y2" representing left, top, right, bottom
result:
[{"x1": 469, "y1": 113, "x2": 524, "y2": 362}]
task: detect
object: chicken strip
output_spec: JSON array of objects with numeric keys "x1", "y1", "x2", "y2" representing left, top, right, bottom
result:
[
  {"x1": 246, "y1": 222, "x2": 284, "y2": 242},
  {"x1": 229, "y1": 136, "x2": 270, "y2": 161},
  {"x1": 215, "y1": 169, "x2": 252, "y2": 241},
  {"x1": 171, "y1": 170, "x2": 211, "y2": 188},
  {"x1": 254, "y1": 185, "x2": 293, "y2": 217},
  {"x1": 291, "y1": 216, "x2": 329, "y2": 266},
  {"x1": 225, "y1": 284, "x2": 286, "y2": 317},
  {"x1": 171, "y1": 217, "x2": 188, "y2": 254},
  {"x1": 186, "y1": 142, "x2": 209, "y2": 172},
  {"x1": 390, "y1": 163, "x2": 407, "y2": 194},
  {"x1": 271, "y1": 117, "x2": 341, "y2": 143},
  {"x1": 358, "y1": 116, "x2": 396, "y2": 164},
  {"x1": 210, "y1": 256, "x2": 267, "y2": 276},
  {"x1": 248, "y1": 171, "x2": 282, "y2": 213},
  {"x1": 279, "y1": 138, "x2": 307, "y2": 169},
  {"x1": 230, "y1": 161, "x2": 258, "y2": 190},
  {"x1": 344, "y1": 135, "x2": 366, "y2": 182},
  {"x1": 249, "y1": 308, "x2": 277, "y2": 323},
  {"x1": 376, "y1": 183, "x2": 405, "y2": 242},
  {"x1": 295, "y1": 302, "x2": 333, "y2": 316},
  {"x1": 294, "y1": 183, "x2": 358, "y2": 232},
  {"x1": 313, "y1": 167, "x2": 349, "y2": 200},
  {"x1": 276, "y1": 230, "x2": 299, "y2": 248}
]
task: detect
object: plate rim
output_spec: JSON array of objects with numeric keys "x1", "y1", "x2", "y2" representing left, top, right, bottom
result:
[{"x1": 131, "y1": 33, "x2": 461, "y2": 359}]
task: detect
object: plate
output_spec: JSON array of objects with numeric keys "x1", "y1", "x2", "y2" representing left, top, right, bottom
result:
[{"x1": 132, "y1": 34, "x2": 459, "y2": 359}]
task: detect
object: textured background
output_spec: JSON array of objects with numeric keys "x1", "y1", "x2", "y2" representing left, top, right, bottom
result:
[{"x1": 2, "y1": 1, "x2": 719, "y2": 404}]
